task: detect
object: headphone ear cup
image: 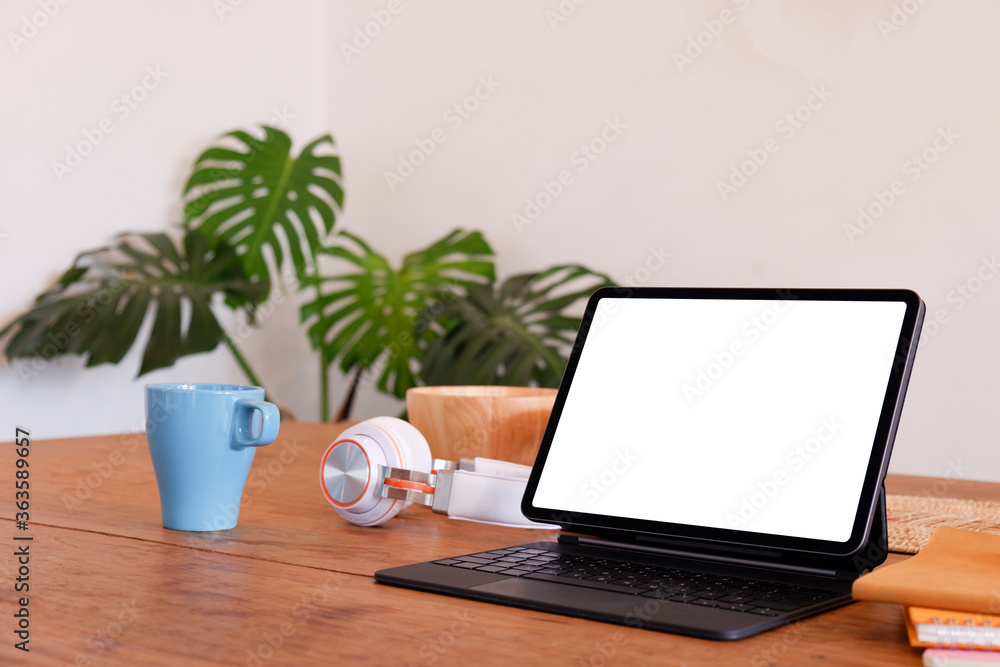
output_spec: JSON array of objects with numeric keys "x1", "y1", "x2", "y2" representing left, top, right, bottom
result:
[
  {"x1": 364, "y1": 416, "x2": 433, "y2": 474},
  {"x1": 320, "y1": 417, "x2": 432, "y2": 527}
]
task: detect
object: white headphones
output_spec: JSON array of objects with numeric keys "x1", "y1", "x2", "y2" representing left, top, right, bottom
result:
[{"x1": 319, "y1": 417, "x2": 551, "y2": 529}]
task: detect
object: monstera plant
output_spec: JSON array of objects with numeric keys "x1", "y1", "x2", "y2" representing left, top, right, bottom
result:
[
  {"x1": 419, "y1": 265, "x2": 614, "y2": 388},
  {"x1": 182, "y1": 126, "x2": 344, "y2": 287},
  {"x1": 302, "y1": 234, "x2": 613, "y2": 420},
  {"x1": 0, "y1": 230, "x2": 266, "y2": 380},
  {"x1": 1, "y1": 126, "x2": 341, "y2": 393},
  {"x1": 1, "y1": 124, "x2": 617, "y2": 421},
  {"x1": 301, "y1": 228, "x2": 496, "y2": 421}
]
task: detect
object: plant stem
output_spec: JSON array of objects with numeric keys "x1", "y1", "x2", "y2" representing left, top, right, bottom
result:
[
  {"x1": 220, "y1": 329, "x2": 265, "y2": 393},
  {"x1": 334, "y1": 366, "x2": 363, "y2": 422},
  {"x1": 320, "y1": 355, "x2": 330, "y2": 422}
]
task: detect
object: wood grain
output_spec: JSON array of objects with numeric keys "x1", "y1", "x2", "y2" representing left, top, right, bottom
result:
[
  {"x1": 0, "y1": 422, "x2": 559, "y2": 577},
  {"x1": 0, "y1": 524, "x2": 924, "y2": 666},
  {"x1": 406, "y1": 386, "x2": 557, "y2": 465},
  {"x1": 2, "y1": 422, "x2": 994, "y2": 665}
]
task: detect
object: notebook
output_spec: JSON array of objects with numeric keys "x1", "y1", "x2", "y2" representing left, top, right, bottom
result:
[{"x1": 375, "y1": 287, "x2": 925, "y2": 640}]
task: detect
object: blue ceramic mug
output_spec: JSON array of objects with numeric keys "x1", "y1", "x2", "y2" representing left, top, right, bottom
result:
[{"x1": 145, "y1": 383, "x2": 280, "y2": 531}]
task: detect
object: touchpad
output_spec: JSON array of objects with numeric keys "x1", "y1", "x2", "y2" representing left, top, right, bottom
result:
[{"x1": 471, "y1": 578, "x2": 641, "y2": 614}]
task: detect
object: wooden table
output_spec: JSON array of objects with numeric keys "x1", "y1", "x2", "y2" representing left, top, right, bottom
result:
[{"x1": 0, "y1": 422, "x2": 992, "y2": 666}]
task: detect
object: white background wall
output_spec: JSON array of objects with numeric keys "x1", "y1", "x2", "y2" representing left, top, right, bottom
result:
[{"x1": 2, "y1": 1, "x2": 998, "y2": 483}]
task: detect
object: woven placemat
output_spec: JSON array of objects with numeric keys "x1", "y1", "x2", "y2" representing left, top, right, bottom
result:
[{"x1": 887, "y1": 494, "x2": 1000, "y2": 554}]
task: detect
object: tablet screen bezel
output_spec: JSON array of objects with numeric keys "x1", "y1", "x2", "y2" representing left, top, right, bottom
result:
[{"x1": 521, "y1": 287, "x2": 925, "y2": 558}]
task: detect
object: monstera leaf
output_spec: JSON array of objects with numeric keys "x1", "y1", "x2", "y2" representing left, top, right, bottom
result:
[
  {"x1": 0, "y1": 230, "x2": 266, "y2": 377},
  {"x1": 419, "y1": 265, "x2": 614, "y2": 388},
  {"x1": 301, "y1": 229, "x2": 495, "y2": 420},
  {"x1": 183, "y1": 126, "x2": 344, "y2": 286}
]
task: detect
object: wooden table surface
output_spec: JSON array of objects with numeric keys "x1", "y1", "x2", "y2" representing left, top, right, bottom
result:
[{"x1": 0, "y1": 421, "x2": 994, "y2": 666}]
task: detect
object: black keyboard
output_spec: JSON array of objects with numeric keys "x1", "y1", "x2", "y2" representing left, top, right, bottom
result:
[{"x1": 435, "y1": 546, "x2": 842, "y2": 616}]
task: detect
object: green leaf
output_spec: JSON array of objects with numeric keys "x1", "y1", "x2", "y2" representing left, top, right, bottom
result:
[
  {"x1": 0, "y1": 231, "x2": 267, "y2": 376},
  {"x1": 301, "y1": 229, "x2": 495, "y2": 412},
  {"x1": 182, "y1": 126, "x2": 343, "y2": 286},
  {"x1": 419, "y1": 265, "x2": 614, "y2": 388}
]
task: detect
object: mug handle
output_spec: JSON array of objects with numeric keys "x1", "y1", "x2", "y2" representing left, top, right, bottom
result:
[{"x1": 233, "y1": 399, "x2": 280, "y2": 448}]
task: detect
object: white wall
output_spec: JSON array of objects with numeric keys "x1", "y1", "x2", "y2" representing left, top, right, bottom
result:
[
  {"x1": 0, "y1": 0, "x2": 347, "y2": 436},
  {"x1": 2, "y1": 1, "x2": 999, "y2": 483}
]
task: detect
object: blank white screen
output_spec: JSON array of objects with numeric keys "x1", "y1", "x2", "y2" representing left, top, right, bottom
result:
[{"x1": 532, "y1": 297, "x2": 907, "y2": 543}]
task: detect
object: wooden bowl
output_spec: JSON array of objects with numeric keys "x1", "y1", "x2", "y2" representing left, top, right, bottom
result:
[{"x1": 406, "y1": 386, "x2": 558, "y2": 465}]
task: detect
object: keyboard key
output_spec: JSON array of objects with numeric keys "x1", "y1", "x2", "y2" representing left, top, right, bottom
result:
[
  {"x1": 695, "y1": 591, "x2": 727, "y2": 600},
  {"x1": 720, "y1": 594, "x2": 755, "y2": 604},
  {"x1": 456, "y1": 556, "x2": 493, "y2": 565},
  {"x1": 610, "y1": 578, "x2": 643, "y2": 587}
]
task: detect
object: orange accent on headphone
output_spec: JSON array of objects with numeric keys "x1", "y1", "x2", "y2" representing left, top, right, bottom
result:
[{"x1": 382, "y1": 477, "x2": 436, "y2": 495}]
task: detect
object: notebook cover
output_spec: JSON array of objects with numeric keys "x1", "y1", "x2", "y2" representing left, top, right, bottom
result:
[{"x1": 853, "y1": 527, "x2": 1000, "y2": 613}]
